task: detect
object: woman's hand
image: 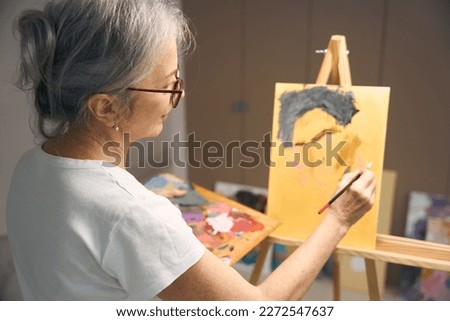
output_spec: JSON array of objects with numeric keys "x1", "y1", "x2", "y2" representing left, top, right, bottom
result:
[{"x1": 327, "y1": 169, "x2": 376, "y2": 230}]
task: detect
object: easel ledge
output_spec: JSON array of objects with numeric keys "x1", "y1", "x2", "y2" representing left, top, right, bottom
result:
[
  {"x1": 261, "y1": 234, "x2": 450, "y2": 271},
  {"x1": 340, "y1": 234, "x2": 450, "y2": 269},
  {"x1": 250, "y1": 233, "x2": 450, "y2": 300}
]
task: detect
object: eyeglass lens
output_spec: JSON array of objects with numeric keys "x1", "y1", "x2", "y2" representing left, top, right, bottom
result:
[{"x1": 171, "y1": 79, "x2": 183, "y2": 108}]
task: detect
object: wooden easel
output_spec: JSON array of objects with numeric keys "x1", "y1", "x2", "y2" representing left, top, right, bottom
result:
[
  {"x1": 249, "y1": 35, "x2": 450, "y2": 300},
  {"x1": 316, "y1": 34, "x2": 357, "y2": 301}
]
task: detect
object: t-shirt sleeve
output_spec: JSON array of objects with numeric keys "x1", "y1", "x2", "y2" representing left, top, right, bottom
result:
[{"x1": 100, "y1": 195, "x2": 205, "y2": 300}]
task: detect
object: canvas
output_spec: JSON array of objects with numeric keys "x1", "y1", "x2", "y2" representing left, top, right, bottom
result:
[{"x1": 267, "y1": 83, "x2": 390, "y2": 249}]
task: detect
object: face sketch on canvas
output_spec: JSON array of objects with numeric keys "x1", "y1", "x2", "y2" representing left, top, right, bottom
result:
[
  {"x1": 269, "y1": 83, "x2": 390, "y2": 248},
  {"x1": 277, "y1": 86, "x2": 361, "y2": 187},
  {"x1": 292, "y1": 108, "x2": 361, "y2": 186}
]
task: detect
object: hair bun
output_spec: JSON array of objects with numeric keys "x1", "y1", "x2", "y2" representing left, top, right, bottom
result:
[{"x1": 16, "y1": 10, "x2": 56, "y2": 88}]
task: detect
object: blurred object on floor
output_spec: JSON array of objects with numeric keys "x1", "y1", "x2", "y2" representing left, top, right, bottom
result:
[{"x1": 400, "y1": 191, "x2": 450, "y2": 300}]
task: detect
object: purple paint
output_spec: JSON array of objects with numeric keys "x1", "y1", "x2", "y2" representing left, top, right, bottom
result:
[{"x1": 182, "y1": 212, "x2": 203, "y2": 223}]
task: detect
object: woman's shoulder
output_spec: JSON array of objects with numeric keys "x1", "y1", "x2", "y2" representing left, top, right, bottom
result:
[{"x1": 93, "y1": 164, "x2": 180, "y2": 219}]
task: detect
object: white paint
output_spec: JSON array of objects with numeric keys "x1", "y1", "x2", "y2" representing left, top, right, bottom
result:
[{"x1": 205, "y1": 213, "x2": 234, "y2": 234}]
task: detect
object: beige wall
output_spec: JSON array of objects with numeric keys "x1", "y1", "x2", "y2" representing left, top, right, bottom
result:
[{"x1": 183, "y1": 0, "x2": 450, "y2": 284}]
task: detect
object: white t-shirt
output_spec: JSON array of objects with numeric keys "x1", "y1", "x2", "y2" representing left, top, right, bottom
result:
[{"x1": 6, "y1": 146, "x2": 205, "y2": 300}]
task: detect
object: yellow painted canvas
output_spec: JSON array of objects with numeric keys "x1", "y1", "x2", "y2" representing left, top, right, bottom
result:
[{"x1": 267, "y1": 83, "x2": 390, "y2": 249}]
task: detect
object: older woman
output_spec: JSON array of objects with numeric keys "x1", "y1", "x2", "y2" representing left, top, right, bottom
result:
[{"x1": 6, "y1": 0, "x2": 375, "y2": 300}]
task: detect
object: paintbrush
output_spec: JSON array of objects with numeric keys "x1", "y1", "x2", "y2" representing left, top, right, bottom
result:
[{"x1": 317, "y1": 162, "x2": 372, "y2": 214}]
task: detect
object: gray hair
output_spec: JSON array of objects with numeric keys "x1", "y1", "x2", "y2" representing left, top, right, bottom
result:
[{"x1": 15, "y1": 0, "x2": 193, "y2": 138}]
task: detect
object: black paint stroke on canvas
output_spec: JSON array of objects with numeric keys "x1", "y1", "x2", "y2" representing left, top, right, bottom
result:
[{"x1": 278, "y1": 86, "x2": 359, "y2": 147}]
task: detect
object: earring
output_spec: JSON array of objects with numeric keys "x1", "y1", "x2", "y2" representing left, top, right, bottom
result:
[{"x1": 112, "y1": 124, "x2": 120, "y2": 131}]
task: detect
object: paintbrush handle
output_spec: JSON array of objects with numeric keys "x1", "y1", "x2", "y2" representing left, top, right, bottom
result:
[
  {"x1": 328, "y1": 172, "x2": 362, "y2": 204},
  {"x1": 318, "y1": 172, "x2": 362, "y2": 214}
]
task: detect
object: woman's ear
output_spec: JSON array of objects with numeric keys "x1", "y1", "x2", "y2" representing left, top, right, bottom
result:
[{"x1": 86, "y1": 94, "x2": 119, "y2": 126}]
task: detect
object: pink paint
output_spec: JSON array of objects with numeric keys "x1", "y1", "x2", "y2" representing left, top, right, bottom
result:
[
  {"x1": 230, "y1": 213, "x2": 264, "y2": 232},
  {"x1": 207, "y1": 203, "x2": 232, "y2": 214},
  {"x1": 220, "y1": 256, "x2": 232, "y2": 265}
]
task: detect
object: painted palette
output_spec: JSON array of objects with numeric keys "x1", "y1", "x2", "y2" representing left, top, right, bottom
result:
[
  {"x1": 148, "y1": 178, "x2": 280, "y2": 266},
  {"x1": 180, "y1": 202, "x2": 265, "y2": 264}
]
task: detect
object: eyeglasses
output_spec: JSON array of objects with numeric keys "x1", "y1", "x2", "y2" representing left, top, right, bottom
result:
[{"x1": 127, "y1": 69, "x2": 184, "y2": 108}]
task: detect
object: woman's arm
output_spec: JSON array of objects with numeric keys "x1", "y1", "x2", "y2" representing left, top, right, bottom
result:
[{"x1": 158, "y1": 169, "x2": 376, "y2": 300}]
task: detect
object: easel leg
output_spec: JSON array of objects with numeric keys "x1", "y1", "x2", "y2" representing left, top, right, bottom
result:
[
  {"x1": 250, "y1": 239, "x2": 272, "y2": 285},
  {"x1": 365, "y1": 258, "x2": 381, "y2": 300},
  {"x1": 332, "y1": 252, "x2": 341, "y2": 300}
]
